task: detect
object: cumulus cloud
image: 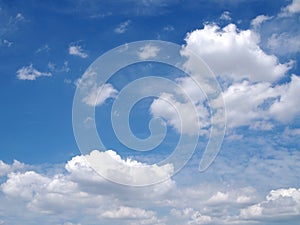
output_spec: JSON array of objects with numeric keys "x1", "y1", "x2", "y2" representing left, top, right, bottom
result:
[
  {"x1": 0, "y1": 147, "x2": 300, "y2": 225},
  {"x1": 240, "y1": 188, "x2": 300, "y2": 222},
  {"x1": 0, "y1": 150, "x2": 174, "y2": 224},
  {"x1": 0, "y1": 160, "x2": 26, "y2": 177},
  {"x1": 183, "y1": 23, "x2": 292, "y2": 82},
  {"x1": 114, "y1": 20, "x2": 131, "y2": 34},
  {"x1": 69, "y1": 44, "x2": 88, "y2": 58},
  {"x1": 176, "y1": 23, "x2": 300, "y2": 129},
  {"x1": 17, "y1": 64, "x2": 52, "y2": 80}
]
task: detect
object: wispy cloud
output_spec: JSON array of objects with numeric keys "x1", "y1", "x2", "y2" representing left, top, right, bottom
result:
[
  {"x1": 16, "y1": 64, "x2": 52, "y2": 80},
  {"x1": 36, "y1": 44, "x2": 50, "y2": 53},
  {"x1": 114, "y1": 20, "x2": 131, "y2": 34}
]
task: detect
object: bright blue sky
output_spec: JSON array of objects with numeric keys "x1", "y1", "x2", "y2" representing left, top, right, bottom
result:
[{"x1": 1, "y1": 0, "x2": 300, "y2": 225}]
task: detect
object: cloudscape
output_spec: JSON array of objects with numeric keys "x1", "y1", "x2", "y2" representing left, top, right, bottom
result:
[{"x1": 0, "y1": 0, "x2": 300, "y2": 224}]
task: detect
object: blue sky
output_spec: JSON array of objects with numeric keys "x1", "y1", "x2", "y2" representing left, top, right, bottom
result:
[{"x1": 1, "y1": 0, "x2": 300, "y2": 224}]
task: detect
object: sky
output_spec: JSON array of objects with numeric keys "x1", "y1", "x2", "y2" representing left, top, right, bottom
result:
[{"x1": 1, "y1": 0, "x2": 300, "y2": 224}]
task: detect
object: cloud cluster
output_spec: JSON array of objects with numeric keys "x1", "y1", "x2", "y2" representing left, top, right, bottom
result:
[
  {"x1": 150, "y1": 21, "x2": 299, "y2": 133},
  {"x1": 1, "y1": 144, "x2": 300, "y2": 225}
]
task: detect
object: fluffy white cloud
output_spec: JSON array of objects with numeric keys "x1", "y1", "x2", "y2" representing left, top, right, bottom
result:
[
  {"x1": 0, "y1": 150, "x2": 174, "y2": 224},
  {"x1": 69, "y1": 45, "x2": 88, "y2": 58},
  {"x1": 83, "y1": 150, "x2": 174, "y2": 186},
  {"x1": 114, "y1": 20, "x2": 131, "y2": 34},
  {"x1": 0, "y1": 147, "x2": 300, "y2": 225},
  {"x1": 17, "y1": 64, "x2": 52, "y2": 80},
  {"x1": 184, "y1": 23, "x2": 292, "y2": 82}
]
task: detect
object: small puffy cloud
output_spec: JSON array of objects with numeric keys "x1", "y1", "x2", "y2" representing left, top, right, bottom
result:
[
  {"x1": 251, "y1": 15, "x2": 272, "y2": 28},
  {"x1": 220, "y1": 11, "x2": 231, "y2": 21},
  {"x1": 138, "y1": 44, "x2": 160, "y2": 60},
  {"x1": 69, "y1": 44, "x2": 88, "y2": 58},
  {"x1": 183, "y1": 23, "x2": 292, "y2": 82},
  {"x1": 114, "y1": 20, "x2": 131, "y2": 34},
  {"x1": 17, "y1": 64, "x2": 52, "y2": 80}
]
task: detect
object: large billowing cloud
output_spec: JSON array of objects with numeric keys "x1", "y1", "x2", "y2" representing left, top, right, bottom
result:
[{"x1": 183, "y1": 23, "x2": 292, "y2": 82}]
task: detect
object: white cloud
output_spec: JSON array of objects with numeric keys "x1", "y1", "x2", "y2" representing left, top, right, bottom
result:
[
  {"x1": 251, "y1": 15, "x2": 272, "y2": 28},
  {"x1": 220, "y1": 11, "x2": 231, "y2": 21},
  {"x1": 69, "y1": 45, "x2": 88, "y2": 58},
  {"x1": 163, "y1": 25, "x2": 174, "y2": 31},
  {"x1": 138, "y1": 44, "x2": 160, "y2": 60},
  {"x1": 114, "y1": 20, "x2": 131, "y2": 34},
  {"x1": 267, "y1": 33, "x2": 300, "y2": 55},
  {"x1": 83, "y1": 150, "x2": 174, "y2": 186},
  {"x1": 171, "y1": 208, "x2": 212, "y2": 225},
  {"x1": 269, "y1": 75, "x2": 300, "y2": 123},
  {"x1": 75, "y1": 68, "x2": 118, "y2": 107},
  {"x1": 82, "y1": 83, "x2": 117, "y2": 106},
  {"x1": 183, "y1": 23, "x2": 292, "y2": 82},
  {"x1": 63, "y1": 222, "x2": 81, "y2": 225},
  {"x1": 240, "y1": 188, "x2": 300, "y2": 222},
  {"x1": 280, "y1": 0, "x2": 300, "y2": 16},
  {"x1": 101, "y1": 206, "x2": 156, "y2": 219},
  {"x1": 3, "y1": 39, "x2": 13, "y2": 47},
  {"x1": 1, "y1": 147, "x2": 300, "y2": 225},
  {"x1": 17, "y1": 64, "x2": 52, "y2": 80},
  {"x1": 150, "y1": 91, "x2": 209, "y2": 135},
  {"x1": 0, "y1": 160, "x2": 26, "y2": 177},
  {"x1": 36, "y1": 44, "x2": 50, "y2": 53}
]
